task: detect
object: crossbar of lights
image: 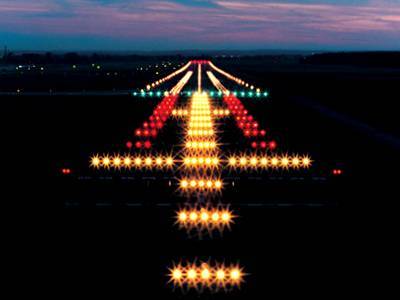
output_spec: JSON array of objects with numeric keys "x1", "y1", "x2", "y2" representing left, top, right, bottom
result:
[
  {"x1": 176, "y1": 207, "x2": 234, "y2": 228},
  {"x1": 227, "y1": 155, "x2": 312, "y2": 169},
  {"x1": 173, "y1": 108, "x2": 229, "y2": 118},
  {"x1": 180, "y1": 178, "x2": 223, "y2": 190},
  {"x1": 169, "y1": 261, "x2": 245, "y2": 291},
  {"x1": 208, "y1": 61, "x2": 262, "y2": 93},
  {"x1": 141, "y1": 61, "x2": 192, "y2": 92},
  {"x1": 182, "y1": 156, "x2": 220, "y2": 167},
  {"x1": 90, "y1": 155, "x2": 174, "y2": 169}
]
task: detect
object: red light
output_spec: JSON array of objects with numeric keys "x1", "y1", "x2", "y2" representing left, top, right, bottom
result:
[
  {"x1": 260, "y1": 130, "x2": 266, "y2": 136},
  {"x1": 244, "y1": 130, "x2": 250, "y2": 137},
  {"x1": 61, "y1": 168, "x2": 71, "y2": 175},
  {"x1": 135, "y1": 129, "x2": 142, "y2": 136},
  {"x1": 144, "y1": 140, "x2": 152, "y2": 149},
  {"x1": 260, "y1": 141, "x2": 267, "y2": 148},
  {"x1": 135, "y1": 141, "x2": 142, "y2": 148},
  {"x1": 252, "y1": 130, "x2": 258, "y2": 136},
  {"x1": 143, "y1": 122, "x2": 148, "y2": 128},
  {"x1": 247, "y1": 115, "x2": 253, "y2": 121},
  {"x1": 251, "y1": 141, "x2": 258, "y2": 148},
  {"x1": 126, "y1": 141, "x2": 133, "y2": 149},
  {"x1": 269, "y1": 141, "x2": 277, "y2": 150},
  {"x1": 333, "y1": 169, "x2": 343, "y2": 175},
  {"x1": 151, "y1": 129, "x2": 157, "y2": 137}
]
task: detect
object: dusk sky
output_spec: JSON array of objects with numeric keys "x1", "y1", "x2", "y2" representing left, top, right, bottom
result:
[{"x1": 1, "y1": 0, "x2": 400, "y2": 51}]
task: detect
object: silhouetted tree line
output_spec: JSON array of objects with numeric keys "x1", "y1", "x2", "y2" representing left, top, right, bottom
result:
[
  {"x1": 304, "y1": 52, "x2": 400, "y2": 68},
  {"x1": 1, "y1": 52, "x2": 184, "y2": 64}
]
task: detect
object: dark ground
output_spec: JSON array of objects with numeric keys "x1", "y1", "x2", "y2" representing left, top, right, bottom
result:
[{"x1": 3, "y1": 55, "x2": 398, "y2": 298}]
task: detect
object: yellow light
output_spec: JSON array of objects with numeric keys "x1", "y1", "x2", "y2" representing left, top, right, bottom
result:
[
  {"x1": 102, "y1": 156, "x2": 110, "y2": 166},
  {"x1": 190, "y1": 180, "x2": 197, "y2": 187},
  {"x1": 181, "y1": 180, "x2": 188, "y2": 188},
  {"x1": 260, "y1": 157, "x2": 268, "y2": 166},
  {"x1": 229, "y1": 157, "x2": 237, "y2": 166},
  {"x1": 155, "y1": 157, "x2": 163, "y2": 166},
  {"x1": 200, "y1": 211, "x2": 209, "y2": 221},
  {"x1": 230, "y1": 268, "x2": 242, "y2": 281},
  {"x1": 172, "y1": 268, "x2": 183, "y2": 280},
  {"x1": 216, "y1": 269, "x2": 226, "y2": 280},
  {"x1": 215, "y1": 180, "x2": 222, "y2": 189},
  {"x1": 240, "y1": 157, "x2": 247, "y2": 166},
  {"x1": 91, "y1": 156, "x2": 100, "y2": 167},
  {"x1": 123, "y1": 156, "x2": 131, "y2": 167},
  {"x1": 211, "y1": 212, "x2": 219, "y2": 222},
  {"x1": 302, "y1": 157, "x2": 311, "y2": 167},
  {"x1": 206, "y1": 180, "x2": 213, "y2": 188},
  {"x1": 201, "y1": 268, "x2": 211, "y2": 280},
  {"x1": 250, "y1": 157, "x2": 258, "y2": 166},
  {"x1": 198, "y1": 180, "x2": 205, "y2": 188},
  {"x1": 178, "y1": 211, "x2": 188, "y2": 222},
  {"x1": 271, "y1": 157, "x2": 279, "y2": 166},
  {"x1": 189, "y1": 211, "x2": 198, "y2": 221},
  {"x1": 134, "y1": 157, "x2": 142, "y2": 166},
  {"x1": 292, "y1": 157, "x2": 300, "y2": 166},
  {"x1": 221, "y1": 211, "x2": 231, "y2": 223},
  {"x1": 166, "y1": 157, "x2": 174, "y2": 166},
  {"x1": 113, "y1": 157, "x2": 121, "y2": 167},
  {"x1": 187, "y1": 269, "x2": 197, "y2": 280},
  {"x1": 145, "y1": 157, "x2": 152, "y2": 166}
]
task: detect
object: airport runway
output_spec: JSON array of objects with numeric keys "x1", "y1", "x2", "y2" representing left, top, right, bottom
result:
[{"x1": 4, "y1": 60, "x2": 396, "y2": 299}]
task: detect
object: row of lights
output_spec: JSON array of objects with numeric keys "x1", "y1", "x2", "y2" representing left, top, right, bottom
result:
[
  {"x1": 208, "y1": 61, "x2": 261, "y2": 93},
  {"x1": 209, "y1": 90, "x2": 269, "y2": 98},
  {"x1": 176, "y1": 208, "x2": 234, "y2": 227},
  {"x1": 90, "y1": 155, "x2": 174, "y2": 168},
  {"x1": 183, "y1": 156, "x2": 220, "y2": 167},
  {"x1": 180, "y1": 179, "x2": 223, "y2": 190},
  {"x1": 142, "y1": 61, "x2": 191, "y2": 92},
  {"x1": 227, "y1": 155, "x2": 312, "y2": 168},
  {"x1": 170, "y1": 71, "x2": 193, "y2": 95},
  {"x1": 90, "y1": 154, "x2": 311, "y2": 169},
  {"x1": 169, "y1": 262, "x2": 244, "y2": 290},
  {"x1": 187, "y1": 129, "x2": 215, "y2": 137}
]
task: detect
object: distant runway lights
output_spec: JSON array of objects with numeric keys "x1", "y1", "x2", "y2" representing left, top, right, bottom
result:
[{"x1": 168, "y1": 261, "x2": 245, "y2": 292}]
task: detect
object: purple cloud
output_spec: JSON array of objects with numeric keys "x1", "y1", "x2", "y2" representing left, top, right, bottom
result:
[{"x1": 1, "y1": 0, "x2": 400, "y2": 49}]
